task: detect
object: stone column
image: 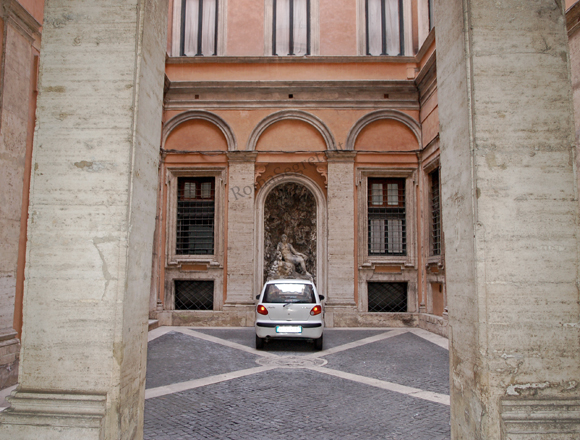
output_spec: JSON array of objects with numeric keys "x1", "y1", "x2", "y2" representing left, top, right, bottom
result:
[
  {"x1": 326, "y1": 151, "x2": 357, "y2": 315},
  {"x1": 435, "y1": 0, "x2": 580, "y2": 438},
  {"x1": 0, "y1": 1, "x2": 167, "y2": 439},
  {"x1": 225, "y1": 151, "x2": 257, "y2": 307},
  {"x1": 0, "y1": 0, "x2": 41, "y2": 390}
]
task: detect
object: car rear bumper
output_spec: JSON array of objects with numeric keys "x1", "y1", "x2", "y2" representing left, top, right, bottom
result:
[{"x1": 255, "y1": 321, "x2": 324, "y2": 339}]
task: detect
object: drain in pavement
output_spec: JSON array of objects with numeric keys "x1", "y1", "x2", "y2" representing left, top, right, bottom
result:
[{"x1": 256, "y1": 356, "x2": 328, "y2": 368}]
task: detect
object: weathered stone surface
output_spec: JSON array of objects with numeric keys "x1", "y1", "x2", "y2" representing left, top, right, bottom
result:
[
  {"x1": 0, "y1": 0, "x2": 167, "y2": 438},
  {"x1": 435, "y1": 0, "x2": 580, "y2": 438}
]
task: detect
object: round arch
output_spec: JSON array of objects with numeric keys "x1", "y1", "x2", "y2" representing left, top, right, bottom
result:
[
  {"x1": 345, "y1": 110, "x2": 422, "y2": 150},
  {"x1": 162, "y1": 110, "x2": 237, "y2": 151},
  {"x1": 254, "y1": 173, "x2": 328, "y2": 299},
  {"x1": 246, "y1": 110, "x2": 337, "y2": 151}
]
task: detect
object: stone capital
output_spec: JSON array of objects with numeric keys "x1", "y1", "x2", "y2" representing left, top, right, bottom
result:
[
  {"x1": 227, "y1": 151, "x2": 258, "y2": 163},
  {"x1": 325, "y1": 150, "x2": 357, "y2": 162},
  {"x1": 2, "y1": 0, "x2": 41, "y2": 43}
]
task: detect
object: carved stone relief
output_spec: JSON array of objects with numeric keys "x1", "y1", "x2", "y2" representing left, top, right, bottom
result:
[{"x1": 264, "y1": 182, "x2": 316, "y2": 284}]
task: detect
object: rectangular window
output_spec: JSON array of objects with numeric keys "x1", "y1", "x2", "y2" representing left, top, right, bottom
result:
[
  {"x1": 177, "y1": 177, "x2": 215, "y2": 255},
  {"x1": 175, "y1": 280, "x2": 214, "y2": 310},
  {"x1": 178, "y1": 0, "x2": 218, "y2": 56},
  {"x1": 273, "y1": 0, "x2": 311, "y2": 56},
  {"x1": 368, "y1": 282, "x2": 407, "y2": 312},
  {"x1": 368, "y1": 178, "x2": 406, "y2": 256},
  {"x1": 366, "y1": 0, "x2": 404, "y2": 56},
  {"x1": 429, "y1": 168, "x2": 441, "y2": 256}
]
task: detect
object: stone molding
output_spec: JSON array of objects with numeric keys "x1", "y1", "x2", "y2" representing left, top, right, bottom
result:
[
  {"x1": 254, "y1": 173, "x2": 328, "y2": 300},
  {"x1": 247, "y1": 109, "x2": 336, "y2": 151},
  {"x1": 345, "y1": 110, "x2": 422, "y2": 150},
  {"x1": 325, "y1": 150, "x2": 357, "y2": 162},
  {"x1": 1, "y1": 0, "x2": 41, "y2": 43},
  {"x1": 162, "y1": 110, "x2": 238, "y2": 151},
  {"x1": 501, "y1": 398, "x2": 580, "y2": 439},
  {"x1": 226, "y1": 151, "x2": 258, "y2": 162}
]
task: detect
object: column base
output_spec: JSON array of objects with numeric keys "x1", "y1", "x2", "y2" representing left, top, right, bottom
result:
[
  {"x1": 0, "y1": 390, "x2": 107, "y2": 440},
  {"x1": 501, "y1": 398, "x2": 580, "y2": 439}
]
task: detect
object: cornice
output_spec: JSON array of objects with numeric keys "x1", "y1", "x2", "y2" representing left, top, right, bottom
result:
[
  {"x1": 166, "y1": 55, "x2": 417, "y2": 64},
  {"x1": 2, "y1": 0, "x2": 41, "y2": 43},
  {"x1": 227, "y1": 151, "x2": 258, "y2": 162},
  {"x1": 567, "y1": 1, "x2": 580, "y2": 37},
  {"x1": 325, "y1": 151, "x2": 357, "y2": 162}
]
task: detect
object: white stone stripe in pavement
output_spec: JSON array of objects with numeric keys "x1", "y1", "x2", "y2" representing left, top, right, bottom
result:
[
  {"x1": 305, "y1": 329, "x2": 410, "y2": 359},
  {"x1": 407, "y1": 328, "x2": 449, "y2": 351},
  {"x1": 308, "y1": 366, "x2": 450, "y2": 406},
  {"x1": 174, "y1": 327, "x2": 281, "y2": 358},
  {"x1": 145, "y1": 365, "x2": 278, "y2": 400}
]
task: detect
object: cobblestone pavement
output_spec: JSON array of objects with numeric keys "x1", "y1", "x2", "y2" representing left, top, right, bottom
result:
[{"x1": 144, "y1": 327, "x2": 450, "y2": 440}]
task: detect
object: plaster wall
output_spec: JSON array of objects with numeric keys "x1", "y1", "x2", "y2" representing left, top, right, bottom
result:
[
  {"x1": 0, "y1": 0, "x2": 167, "y2": 437},
  {"x1": 435, "y1": 0, "x2": 580, "y2": 438}
]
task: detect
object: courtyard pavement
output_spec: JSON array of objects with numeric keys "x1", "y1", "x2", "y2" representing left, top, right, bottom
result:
[{"x1": 145, "y1": 326, "x2": 450, "y2": 440}]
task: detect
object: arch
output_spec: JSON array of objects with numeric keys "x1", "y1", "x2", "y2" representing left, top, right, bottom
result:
[
  {"x1": 162, "y1": 110, "x2": 237, "y2": 151},
  {"x1": 254, "y1": 173, "x2": 328, "y2": 300},
  {"x1": 345, "y1": 110, "x2": 422, "y2": 150},
  {"x1": 247, "y1": 110, "x2": 336, "y2": 151}
]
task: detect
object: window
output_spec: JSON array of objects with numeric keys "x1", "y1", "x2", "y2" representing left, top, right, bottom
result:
[
  {"x1": 174, "y1": 0, "x2": 218, "y2": 56},
  {"x1": 177, "y1": 177, "x2": 215, "y2": 255},
  {"x1": 272, "y1": 0, "x2": 311, "y2": 56},
  {"x1": 368, "y1": 178, "x2": 406, "y2": 255},
  {"x1": 429, "y1": 168, "x2": 441, "y2": 256},
  {"x1": 368, "y1": 282, "x2": 407, "y2": 312},
  {"x1": 366, "y1": 0, "x2": 404, "y2": 56},
  {"x1": 175, "y1": 280, "x2": 214, "y2": 310}
]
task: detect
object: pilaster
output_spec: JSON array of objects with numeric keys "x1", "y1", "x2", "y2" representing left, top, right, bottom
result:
[
  {"x1": 225, "y1": 151, "x2": 258, "y2": 306},
  {"x1": 435, "y1": 0, "x2": 580, "y2": 438},
  {"x1": 0, "y1": 0, "x2": 167, "y2": 438},
  {"x1": 325, "y1": 151, "x2": 357, "y2": 309}
]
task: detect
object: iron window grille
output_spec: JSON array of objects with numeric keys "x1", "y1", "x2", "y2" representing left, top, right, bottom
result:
[
  {"x1": 368, "y1": 282, "x2": 407, "y2": 313},
  {"x1": 178, "y1": 0, "x2": 218, "y2": 56},
  {"x1": 430, "y1": 168, "x2": 441, "y2": 256},
  {"x1": 176, "y1": 177, "x2": 215, "y2": 255},
  {"x1": 175, "y1": 280, "x2": 214, "y2": 310},
  {"x1": 368, "y1": 178, "x2": 406, "y2": 256},
  {"x1": 365, "y1": 0, "x2": 405, "y2": 56},
  {"x1": 272, "y1": 0, "x2": 311, "y2": 56}
]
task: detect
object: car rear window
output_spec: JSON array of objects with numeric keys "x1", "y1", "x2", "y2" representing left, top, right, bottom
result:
[{"x1": 262, "y1": 283, "x2": 315, "y2": 304}]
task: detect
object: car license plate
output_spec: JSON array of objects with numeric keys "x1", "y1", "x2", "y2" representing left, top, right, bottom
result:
[{"x1": 276, "y1": 325, "x2": 302, "y2": 333}]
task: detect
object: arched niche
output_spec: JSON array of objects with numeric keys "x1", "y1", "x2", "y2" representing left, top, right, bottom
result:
[
  {"x1": 256, "y1": 119, "x2": 327, "y2": 152},
  {"x1": 162, "y1": 110, "x2": 237, "y2": 151},
  {"x1": 254, "y1": 173, "x2": 327, "y2": 299},
  {"x1": 247, "y1": 110, "x2": 336, "y2": 151},
  {"x1": 346, "y1": 110, "x2": 422, "y2": 150},
  {"x1": 354, "y1": 119, "x2": 419, "y2": 151}
]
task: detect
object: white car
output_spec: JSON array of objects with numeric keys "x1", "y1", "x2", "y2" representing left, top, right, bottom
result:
[{"x1": 255, "y1": 279, "x2": 324, "y2": 350}]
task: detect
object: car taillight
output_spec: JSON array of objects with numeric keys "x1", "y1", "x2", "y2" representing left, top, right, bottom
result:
[
  {"x1": 310, "y1": 305, "x2": 322, "y2": 316},
  {"x1": 257, "y1": 305, "x2": 268, "y2": 315}
]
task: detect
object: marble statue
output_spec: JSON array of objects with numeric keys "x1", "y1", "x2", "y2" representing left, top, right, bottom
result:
[{"x1": 268, "y1": 235, "x2": 313, "y2": 281}]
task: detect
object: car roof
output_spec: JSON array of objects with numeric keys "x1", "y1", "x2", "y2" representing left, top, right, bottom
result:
[{"x1": 265, "y1": 279, "x2": 314, "y2": 285}]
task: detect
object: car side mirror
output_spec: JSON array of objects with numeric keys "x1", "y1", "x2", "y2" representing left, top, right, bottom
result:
[
  {"x1": 319, "y1": 295, "x2": 325, "y2": 301},
  {"x1": 255, "y1": 294, "x2": 260, "y2": 300}
]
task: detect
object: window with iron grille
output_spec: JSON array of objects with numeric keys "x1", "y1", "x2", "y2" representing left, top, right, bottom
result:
[
  {"x1": 368, "y1": 282, "x2": 407, "y2": 312},
  {"x1": 429, "y1": 168, "x2": 441, "y2": 256},
  {"x1": 368, "y1": 178, "x2": 406, "y2": 256},
  {"x1": 177, "y1": 177, "x2": 215, "y2": 255},
  {"x1": 176, "y1": 0, "x2": 218, "y2": 56},
  {"x1": 366, "y1": 0, "x2": 404, "y2": 56},
  {"x1": 272, "y1": 0, "x2": 311, "y2": 56},
  {"x1": 175, "y1": 280, "x2": 214, "y2": 310}
]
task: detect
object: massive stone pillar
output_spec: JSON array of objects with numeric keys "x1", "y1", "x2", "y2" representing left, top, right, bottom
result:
[
  {"x1": 435, "y1": 0, "x2": 580, "y2": 438},
  {"x1": 325, "y1": 151, "x2": 357, "y2": 321},
  {"x1": 225, "y1": 151, "x2": 257, "y2": 307},
  {"x1": 0, "y1": 0, "x2": 167, "y2": 438},
  {"x1": 0, "y1": 0, "x2": 41, "y2": 390}
]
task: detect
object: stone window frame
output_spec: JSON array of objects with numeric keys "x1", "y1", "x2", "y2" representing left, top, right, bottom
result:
[
  {"x1": 356, "y1": 0, "x2": 413, "y2": 56},
  {"x1": 357, "y1": 167, "x2": 417, "y2": 267},
  {"x1": 164, "y1": 269, "x2": 224, "y2": 312},
  {"x1": 264, "y1": 0, "x2": 320, "y2": 56},
  {"x1": 165, "y1": 166, "x2": 226, "y2": 267},
  {"x1": 422, "y1": 158, "x2": 443, "y2": 266},
  {"x1": 170, "y1": 0, "x2": 228, "y2": 57}
]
